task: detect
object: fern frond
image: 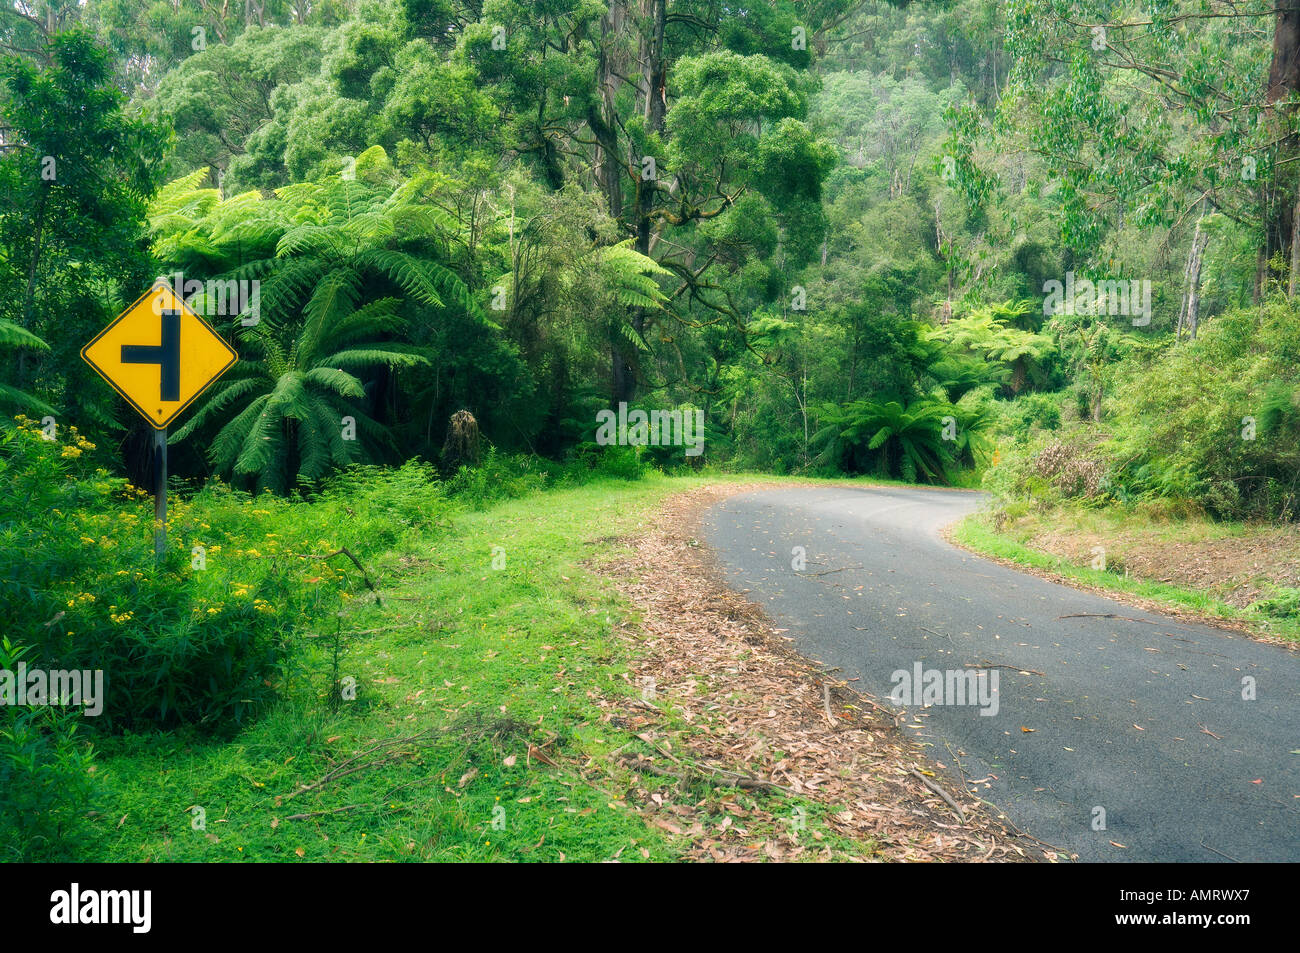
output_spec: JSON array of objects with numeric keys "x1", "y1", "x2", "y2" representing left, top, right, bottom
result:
[
  {"x1": 0, "y1": 320, "x2": 49, "y2": 351},
  {"x1": 0, "y1": 382, "x2": 56, "y2": 415},
  {"x1": 171, "y1": 376, "x2": 267, "y2": 442},
  {"x1": 302, "y1": 367, "x2": 365, "y2": 399},
  {"x1": 321, "y1": 346, "x2": 430, "y2": 370},
  {"x1": 210, "y1": 393, "x2": 270, "y2": 472},
  {"x1": 355, "y1": 250, "x2": 445, "y2": 308}
]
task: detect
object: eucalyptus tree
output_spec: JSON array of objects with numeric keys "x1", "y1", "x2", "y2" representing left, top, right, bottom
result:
[
  {"x1": 464, "y1": 0, "x2": 853, "y2": 402},
  {"x1": 952, "y1": 0, "x2": 1300, "y2": 319}
]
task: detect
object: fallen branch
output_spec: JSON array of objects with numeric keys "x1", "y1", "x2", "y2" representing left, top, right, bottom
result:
[
  {"x1": 919, "y1": 625, "x2": 952, "y2": 641},
  {"x1": 965, "y1": 661, "x2": 1047, "y2": 677},
  {"x1": 847, "y1": 689, "x2": 905, "y2": 725},
  {"x1": 306, "y1": 622, "x2": 422, "y2": 638},
  {"x1": 1057, "y1": 612, "x2": 1159, "y2": 625},
  {"x1": 286, "y1": 804, "x2": 363, "y2": 821},
  {"x1": 821, "y1": 682, "x2": 838, "y2": 729},
  {"x1": 287, "y1": 753, "x2": 411, "y2": 800},
  {"x1": 803, "y1": 565, "x2": 862, "y2": 577},
  {"x1": 910, "y1": 768, "x2": 967, "y2": 823},
  {"x1": 283, "y1": 729, "x2": 437, "y2": 801},
  {"x1": 283, "y1": 547, "x2": 382, "y2": 606},
  {"x1": 1200, "y1": 840, "x2": 1240, "y2": 863}
]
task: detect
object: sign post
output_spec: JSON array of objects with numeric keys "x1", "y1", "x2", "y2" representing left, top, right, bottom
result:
[
  {"x1": 153, "y1": 427, "x2": 167, "y2": 558},
  {"x1": 81, "y1": 279, "x2": 238, "y2": 562}
]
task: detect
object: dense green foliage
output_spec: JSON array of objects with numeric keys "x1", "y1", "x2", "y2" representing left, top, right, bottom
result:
[
  {"x1": 3, "y1": 0, "x2": 1300, "y2": 855},
  {"x1": 0, "y1": 404, "x2": 667, "y2": 858},
  {"x1": 0, "y1": 1, "x2": 1292, "y2": 507},
  {"x1": 0, "y1": 0, "x2": 1287, "y2": 507}
]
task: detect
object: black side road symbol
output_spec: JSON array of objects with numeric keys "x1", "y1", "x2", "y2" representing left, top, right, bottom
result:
[{"x1": 121, "y1": 309, "x2": 181, "y2": 402}]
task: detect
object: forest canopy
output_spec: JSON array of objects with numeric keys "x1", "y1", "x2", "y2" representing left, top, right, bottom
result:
[{"x1": 1, "y1": 0, "x2": 1297, "y2": 520}]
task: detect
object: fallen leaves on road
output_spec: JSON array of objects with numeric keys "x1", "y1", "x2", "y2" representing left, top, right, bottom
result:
[{"x1": 592, "y1": 483, "x2": 1052, "y2": 863}]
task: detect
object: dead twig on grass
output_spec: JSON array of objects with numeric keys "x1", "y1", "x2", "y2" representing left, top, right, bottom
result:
[
  {"x1": 286, "y1": 805, "x2": 364, "y2": 821},
  {"x1": 283, "y1": 729, "x2": 438, "y2": 801},
  {"x1": 283, "y1": 547, "x2": 382, "y2": 605}
]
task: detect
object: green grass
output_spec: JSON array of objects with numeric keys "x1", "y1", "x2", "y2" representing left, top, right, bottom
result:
[
  {"x1": 952, "y1": 514, "x2": 1300, "y2": 642},
  {"x1": 74, "y1": 472, "x2": 877, "y2": 862}
]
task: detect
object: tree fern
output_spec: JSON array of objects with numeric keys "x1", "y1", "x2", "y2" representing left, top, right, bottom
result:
[
  {"x1": 0, "y1": 321, "x2": 55, "y2": 414},
  {"x1": 813, "y1": 397, "x2": 957, "y2": 484},
  {"x1": 156, "y1": 150, "x2": 475, "y2": 489}
]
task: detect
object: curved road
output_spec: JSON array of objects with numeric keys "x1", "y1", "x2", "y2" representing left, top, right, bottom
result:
[{"x1": 701, "y1": 485, "x2": 1300, "y2": 862}]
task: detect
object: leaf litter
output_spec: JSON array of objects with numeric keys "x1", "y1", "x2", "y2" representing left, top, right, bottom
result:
[{"x1": 591, "y1": 483, "x2": 1053, "y2": 863}]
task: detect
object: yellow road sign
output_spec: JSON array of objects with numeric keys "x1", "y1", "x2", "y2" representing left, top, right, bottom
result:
[{"x1": 81, "y1": 280, "x2": 238, "y2": 430}]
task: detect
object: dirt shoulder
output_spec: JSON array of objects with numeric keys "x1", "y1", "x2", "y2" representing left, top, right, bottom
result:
[
  {"x1": 1022, "y1": 518, "x2": 1300, "y2": 609},
  {"x1": 591, "y1": 482, "x2": 1054, "y2": 862},
  {"x1": 951, "y1": 505, "x2": 1300, "y2": 645}
]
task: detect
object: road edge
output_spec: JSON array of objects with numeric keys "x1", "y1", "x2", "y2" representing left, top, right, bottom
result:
[
  {"x1": 595, "y1": 481, "x2": 1059, "y2": 861},
  {"x1": 943, "y1": 514, "x2": 1300, "y2": 651}
]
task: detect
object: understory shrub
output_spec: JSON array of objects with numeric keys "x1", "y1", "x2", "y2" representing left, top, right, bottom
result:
[
  {"x1": 0, "y1": 419, "x2": 411, "y2": 733},
  {"x1": 0, "y1": 638, "x2": 98, "y2": 861}
]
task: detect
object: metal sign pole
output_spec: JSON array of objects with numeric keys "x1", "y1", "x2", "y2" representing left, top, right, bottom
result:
[{"x1": 154, "y1": 426, "x2": 167, "y2": 560}]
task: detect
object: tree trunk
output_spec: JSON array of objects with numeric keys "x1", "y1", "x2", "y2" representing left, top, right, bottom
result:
[
  {"x1": 17, "y1": 182, "x2": 50, "y2": 390},
  {"x1": 609, "y1": 0, "x2": 666, "y2": 405},
  {"x1": 629, "y1": 0, "x2": 667, "y2": 375},
  {"x1": 1184, "y1": 226, "x2": 1208, "y2": 340},
  {"x1": 1290, "y1": 192, "x2": 1300, "y2": 299},
  {"x1": 1254, "y1": 243, "x2": 1267, "y2": 304},
  {"x1": 935, "y1": 200, "x2": 953, "y2": 308},
  {"x1": 593, "y1": 2, "x2": 636, "y2": 404},
  {"x1": 1178, "y1": 205, "x2": 1209, "y2": 340},
  {"x1": 21, "y1": 184, "x2": 48, "y2": 330},
  {"x1": 1268, "y1": 2, "x2": 1300, "y2": 102},
  {"x1": 593, "y1": 3, "x2": 624, "y2": 224},
  {"x1": 641, "y1": 0, "x2": 667, "y2": 138},
  {"x1": 1264, "y1": 1, "x2": 1300, "y2": 298}
]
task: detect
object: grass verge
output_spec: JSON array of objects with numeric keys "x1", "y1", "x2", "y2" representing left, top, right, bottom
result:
[
  {"x1": 951, "y1": 510, "x2": 1300, "y2": 644},
  {"x1": 79, "y1": 473, "x2": 901, "y2": 861}
]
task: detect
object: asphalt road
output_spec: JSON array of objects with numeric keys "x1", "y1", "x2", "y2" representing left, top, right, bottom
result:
[{"x1": 700, "y1": 485, "x2": 1300, "y2": 862}]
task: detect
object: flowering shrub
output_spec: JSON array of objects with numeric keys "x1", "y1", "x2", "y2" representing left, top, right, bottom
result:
[{"x1": 0, "y1": 419, "x2": 350, "y2": 731}]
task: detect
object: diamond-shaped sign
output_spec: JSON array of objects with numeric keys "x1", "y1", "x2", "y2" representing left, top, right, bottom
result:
[{"x1": 81, "y1": 280, "x2": 238, "y2": 430}]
